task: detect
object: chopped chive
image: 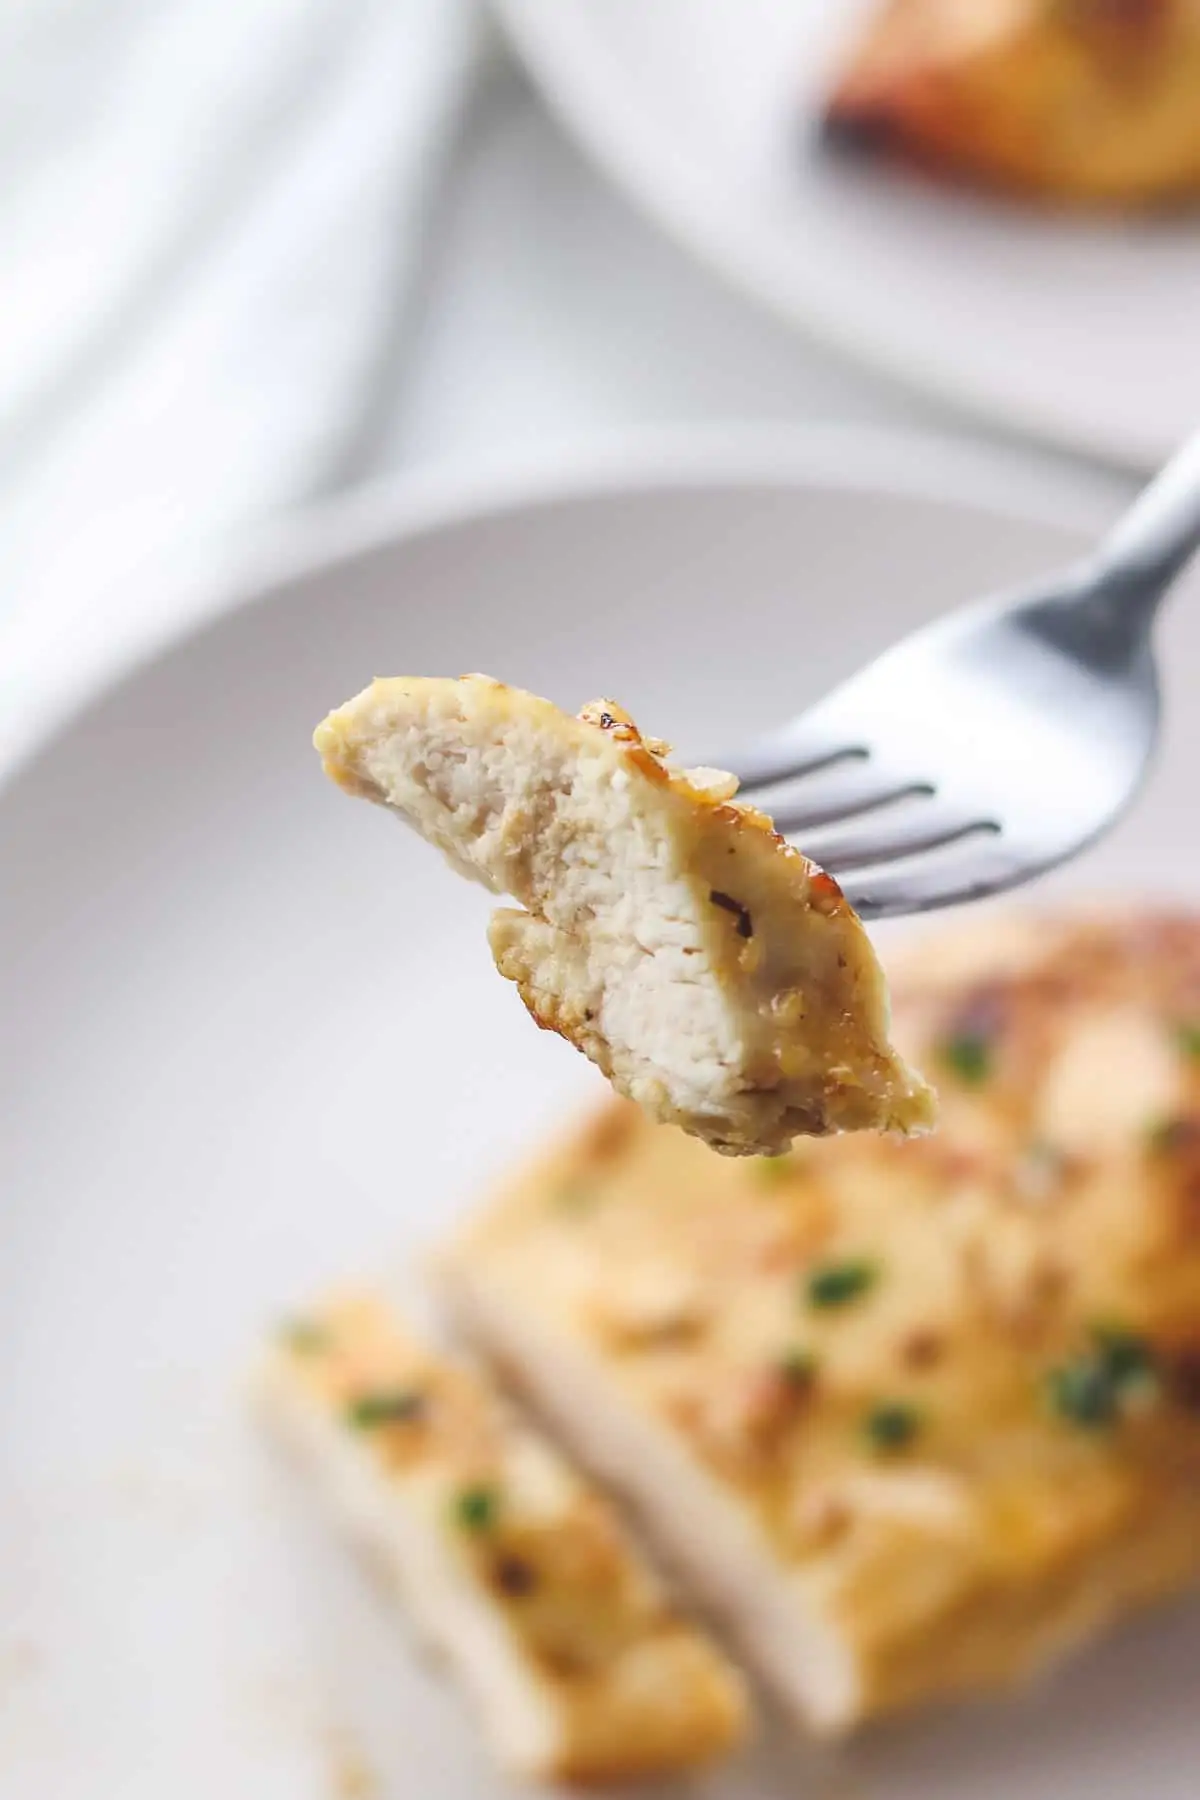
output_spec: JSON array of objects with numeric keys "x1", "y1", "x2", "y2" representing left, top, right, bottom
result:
[
  {"x1": 453, "y1": 1483, "x2": 500, "y2": 1533},
  {"x1": 346, "y1": 1388, "x2": 426, "y2": 1429},
  {"x1": 1092, "y1": 1323, "x2": 1157, "y2": 1390},
  {"x1": 281, "y1": 1318, "x2": 327, "y2": 1354},
  {"x1": 1047, "y1": 1326, "x2": 1160, "y2": 1430},
  {"x1": 1176, "y1": 1022, "x2": 1200, "y2": 1062},
  {"x1": 938, "y1": 1032, "x2": 992, "y2": 1086},
  {"x1": 863, "y1": 1402, "x2": 921, "y2": 1453},
  {"x1": 1047, "y1": 1359, "x2": 1118, "y2": 1429},
  {"x1": 805, "y1": 1258, "x2": 879, "y2": 1311}
]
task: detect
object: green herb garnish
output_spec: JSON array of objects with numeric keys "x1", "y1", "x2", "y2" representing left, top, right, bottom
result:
[
  {"x1": 454, "y1": 1483, "x2": 501, "y2": 1533},
  {"x1": 1175, "y1": 1022, "x2": 1200, "y2": 1062},
  {"x1": 863, "y1": 1402, "x2": 922, "y2": 1453},
  {"x1": 1092, "y1": 1324, "x2": 1157, "y2": 1389},
  {"x1": 346, "y1": 1388, "x2": 426, "y2": 1429},
  {"x1": 1047, "y1": 1358, "x2": 1118, "y2": 1429},
  {"x1": 1047, "y1": 1325, "x2": 1160, "y2": 1429},
  {"x1": 806, "y1": 1259, "x2": 879, "y2": 1311},
  {"x1": 938, "y1": 1031, "x2": 992, "y2": 1086}
]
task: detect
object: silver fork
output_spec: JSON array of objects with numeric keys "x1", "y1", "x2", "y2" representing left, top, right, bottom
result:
[{"x1": 717, "y1": 431, "x2": 1200, "y2": 921}]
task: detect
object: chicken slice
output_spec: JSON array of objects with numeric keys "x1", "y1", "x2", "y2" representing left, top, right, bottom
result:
[
  {"x1": 437, "y1": 911, "x2": 1200, "y2": 1732},
  {"x1": 823, "y1": 0, "x2": 1200, "y2": 209},
  {"x1": 314, "y1": 674, "x2": 935, "y2": 1155},
  {"x1": 258, "y1": 1291, "x2": 749, "y2": 1783}
]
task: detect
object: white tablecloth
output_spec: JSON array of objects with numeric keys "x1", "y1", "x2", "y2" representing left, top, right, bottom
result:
[{"x1": 0, "y1": 9, "x2": 1131, "y2": 770}]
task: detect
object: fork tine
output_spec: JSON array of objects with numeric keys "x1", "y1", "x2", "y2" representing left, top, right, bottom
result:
[
  {"x1": 769, "y1": 771, "x2": 932, "y2": 834},
  {"x1": 722, "y1": 730, "x2": 863, "y2": 792},
  {"x1": 840, "y1": 840, "x2": 1027, "y2": 921},
  {"x1": 798, "y1": 813, "x2": 998, "y2": 876}
]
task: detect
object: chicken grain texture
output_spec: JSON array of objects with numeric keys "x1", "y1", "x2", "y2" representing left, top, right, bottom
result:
[
  {"x1": 314, "y1": 674, "x2": 934, "y2": 1155},
  {"x1": 259, "y1": 1294, "x2": 749, "y2": 1783},
  {"x1": 824, "y1": 0, "x2": 1200, "y2": 208},
  {"x1": 438, "y1": 913, "x2": 1200, "y2": 1733}
]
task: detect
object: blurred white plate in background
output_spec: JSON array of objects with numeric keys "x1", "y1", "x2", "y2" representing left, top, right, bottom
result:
[
  {"x1": 3, "y1": 430, "x2": 1199, "y2": 1798},
  {"x1": 494, "y1": 0, "x2": 1200, "y2": 470}
]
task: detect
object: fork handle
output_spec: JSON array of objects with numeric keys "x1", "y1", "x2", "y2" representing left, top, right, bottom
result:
[{"x1": 1084, "y1": 426, "x2": 1200, "y2": 621}]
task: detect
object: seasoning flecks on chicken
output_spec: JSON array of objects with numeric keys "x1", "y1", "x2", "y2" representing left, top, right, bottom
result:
[
  {"x1": 314, "y1": 675, "x2": 934, "y2": 1155},
  {"x1": 259, "y1": 1292, "x2": 749, "y2": 1782},
  {"x1": 437, "y1": 912, "x2": 1200, "y2": 1732}
]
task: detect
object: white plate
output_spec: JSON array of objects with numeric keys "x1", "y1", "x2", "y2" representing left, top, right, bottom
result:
[
  {"x1": 4, "y1": 432, "x2": 1200, "y2": 1799},
  {"x1": 494, "y1": 0, "x2": 1200, "y2": 470}
]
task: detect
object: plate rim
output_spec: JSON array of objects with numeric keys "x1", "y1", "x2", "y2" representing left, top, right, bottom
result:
[
  {"x1": 1, "y1": 420, "x2": 1118, "y2": 798},
  {"x1": 491, "y1": 0, "x2": 1174, "y2": 473},
  {"x1": 4, "y1": 426, "x2": 1195, "y2": 1800}
]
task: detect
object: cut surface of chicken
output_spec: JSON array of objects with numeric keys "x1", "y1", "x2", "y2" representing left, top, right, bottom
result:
[
  {"x1": 315, "y1": 674, "x2": 934, "y2": 1154},
  {"x1": 438, "y1": 912, "x2": 1200, "y2": 1731},
  {"x1": 259, "y1": 1291, "x2": 749, "y2": 1782}
]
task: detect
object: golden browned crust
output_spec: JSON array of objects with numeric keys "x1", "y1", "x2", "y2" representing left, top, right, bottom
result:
[
  {"x1": 314, "y1": 674, "x2": 935, "y2": 1154},
  {"x1": 824, "y1": 0, "x2": 1200, "y2": 209},
  {"x1": 444, "y1": 912, "x2": 1200, "y2": 1726},
  {"x1": 265, "y1": 1294, "x2": 749, "y2": 1780}
]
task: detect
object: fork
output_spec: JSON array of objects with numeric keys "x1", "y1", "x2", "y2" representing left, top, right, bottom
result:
[{"x1": 716, "y1": 431, "x2": 1200, "y2": 921}]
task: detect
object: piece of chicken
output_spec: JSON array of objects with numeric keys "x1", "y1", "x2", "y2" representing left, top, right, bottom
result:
[
  {"x1": 259, "y1": 1292, "x2": 749, "y2": 1783},
  {"x1": 437, "y1": 912, "x2": 1200, "y2": 1733},
  {"x1": 314, "y1": 675, "x2": 934, "y2": 1155},
  {"x1": 823, "y1": 0, "x2": 1200, "y2": 209}
]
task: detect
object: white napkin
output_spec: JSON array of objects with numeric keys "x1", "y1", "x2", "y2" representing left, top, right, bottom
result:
[{"x1": 0, "y1": 0, "x2": 484, "y2": 764}]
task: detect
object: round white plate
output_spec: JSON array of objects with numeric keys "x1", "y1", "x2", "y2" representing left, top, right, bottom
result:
[
  {"x1": 4, "y1": 434, "x2": 1199, "y2": 1799},
  {"x1": 494, "y1": 0, "x2": 1200, "y2": 470}
]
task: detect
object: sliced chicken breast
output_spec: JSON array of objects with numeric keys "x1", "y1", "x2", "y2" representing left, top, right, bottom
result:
[
  {"x1": 824, "y1": 0, "x2": 1200, "y2": 209},
  {"x1": 437, "y1": 913, "x2": 1200, "y2": 1732},
  {"x1": 314, "y1": 674, "x2": 934, "y2": 1154},
  {"x1": 258, "y1": 1291, "x2": 749, "y2": 1782}
]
